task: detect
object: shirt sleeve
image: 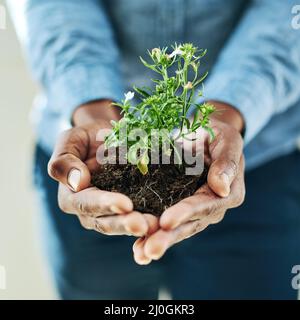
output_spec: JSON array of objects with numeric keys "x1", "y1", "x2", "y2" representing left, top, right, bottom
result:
[
  {"x1": 202, "y1": 0, "x2": 300, "y2": 143},
  {"x1": 7, "y1": 0, "x2": 124, "y2": 122}
]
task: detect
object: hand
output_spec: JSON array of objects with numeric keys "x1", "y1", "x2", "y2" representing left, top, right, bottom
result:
[
  {"x1": 48, "y1": 100, "x2": 159, "y2": 239},
  {"x1": 133, "y1": 102, "x2": 246, "y2": 264}
]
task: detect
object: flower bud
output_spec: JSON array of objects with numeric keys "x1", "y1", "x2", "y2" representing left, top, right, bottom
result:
[
  {"x1": 184, "y1": 81, "x2": 193, "y2": 90},
  {"x1": 151, "y1": 48, "x2": 162, "y2": 61}
]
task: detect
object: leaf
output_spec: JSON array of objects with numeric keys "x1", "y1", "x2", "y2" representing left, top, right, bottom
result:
[
  {"x1": 183, "y1": 117, "x2": 191, "y2": 130},
  {"x1": 139, "y1": 56, "x2": 160, "y2": 74},
  {"x1": 127, "y1": 145, "x2": 139, "y2": 164},
  {"x1": 105, "y1": 132, "x2": 120, "y2": 148},
  {"x1": 133, "y1": 86, "x2": 151, "y2": 98},
  {"x1": 205, "y1": 126, "x2": 215, "y2": 142},
  {"x1": 137, "y1": 152, "x2": 149, "y2": 175},
  {"x1": 137, "y1": 160, "x2": 148, "y2": 175},
  {"x1": 194, "y1": 71, "x2": 208, "y2": 87},
  {"x1": 191, "y1": 122, "x2": 201, "y2": 132},
  {"x1": 191, "y1": 108, "x2": 200, "y2": 128}
]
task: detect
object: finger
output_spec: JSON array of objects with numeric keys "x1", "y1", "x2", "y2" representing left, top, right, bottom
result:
[
  {"x1": 133, "y1": 238, "x2": 152, "y2": 265},
  {"x1": 58, "y1": 184, "x2": 133, "y2": 216},
  {"x1": 79, "y1": 211, "x2": 148, "y2": 236},
  {"x1": 48, "y1": 128, "x2": 91, "y2": 191},
  {"x1": 144, "y1": 214, "x2": 160, "y2": 235},
  {"x1": 132, "y1": 215, "x2": 159, "y2": 265},
  {"x1": 207, "y1": 127, "x2": 243, "y2": 197},
  {"x1": 123, "y1": 211, "x2": 149, "y2": 236},
  {"x1": 226, "y1": 155, "x2": 246, "y2": 208},
  {"x1": 145, "y1": 219, "x2": 210, "y2": 260},
  {"x1": 144, "y1": 229, "x2": 171, "y2": 260},
  {"x1": 160, "y1": 184, "x2": 225, "y2": 230}
]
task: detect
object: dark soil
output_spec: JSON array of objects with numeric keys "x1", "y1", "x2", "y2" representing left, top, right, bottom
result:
[{"x1": 91, "y1": 162, "x2": 207, "y2": 216}]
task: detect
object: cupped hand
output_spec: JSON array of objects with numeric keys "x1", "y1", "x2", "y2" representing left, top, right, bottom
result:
[
  {"x1": 48, "y1": 100, "x2": 159, "y2": 239},
  {"x1": 133, "y1": 103, "x2": 246, "y2": 264}
]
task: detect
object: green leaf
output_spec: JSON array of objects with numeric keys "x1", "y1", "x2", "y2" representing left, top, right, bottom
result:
[
  {"x1": 127, "y1": 145, "x2": 139, "y2": 165},
  {"x1": 205, "y1": 126, "x2": 215, "y2": 142},
  {"x1": 191, "y1": 108, "x2": 200, "y2": 128},
  {"x1": 194, "y1": 71, "x2": 208, "y2": 87},
  {"x1": 191, "y1": 122, "x2": 201, "y2": 132},
  {"x1": 133, "y1": 86, "x2": 151, "y2": 98},
  {"x1": 137, "y1": 152, "x2": 149, "y2": 175},
  {"x1": 137, "y1": 160, "x2": 148, "y2": 175},
  {"x1": 183, "y1": 117, "x2": 191, "y2": 130},
  {"x1": 139, "y1": 56, "x2": 160, "y2": 74}
]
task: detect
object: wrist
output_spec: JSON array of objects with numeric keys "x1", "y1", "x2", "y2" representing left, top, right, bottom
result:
[
  {"x1": 72, "y1": 99, "x2": 122, "y2": 127},
  {"x1": 208, "y1": 100, "x2": 245, "y2": 134}
]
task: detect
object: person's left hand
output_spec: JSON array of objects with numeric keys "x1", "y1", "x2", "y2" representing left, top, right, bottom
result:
[{"x1": 133, "y1": 102, "x2": 246, "y2": 265}]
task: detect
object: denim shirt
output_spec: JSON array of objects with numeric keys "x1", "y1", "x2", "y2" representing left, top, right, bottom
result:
[{"x1": 8, "y1": 0, "x2": 300, "y2": 170}]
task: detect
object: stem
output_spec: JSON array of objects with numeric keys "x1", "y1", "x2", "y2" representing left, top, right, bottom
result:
[
  {"x1": 179, "y1": 58, "x2": 189, "y2": 135},
  {"x1": 163, "y1": 68, "x2": 168, "y2": 81},
  {"x1": 169, "y1": 138, "x2": 182, "y2": 165},
  {"x1": 185, "y1": 88, "x2": 195, "y2": 115}
]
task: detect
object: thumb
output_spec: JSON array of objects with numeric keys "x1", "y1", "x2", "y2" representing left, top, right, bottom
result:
[
  {"x1": 207, "y1": 157, "x2": 239, "y2": 197},
  {"x1": 48, "y1": 128, "x2": 91, "y2": 192},
  {"x1": 207, "y1": 128, "x2": 243, "y2": 197}
]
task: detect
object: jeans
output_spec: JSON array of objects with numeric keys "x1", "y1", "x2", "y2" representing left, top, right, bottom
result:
[{"x1": 33, "y1": 145, "x2": 300, "y2": 299}]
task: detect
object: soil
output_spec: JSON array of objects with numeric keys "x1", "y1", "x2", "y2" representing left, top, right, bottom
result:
[{"x1": 91, "y1": 162, "x2": 207, "y2": 216}]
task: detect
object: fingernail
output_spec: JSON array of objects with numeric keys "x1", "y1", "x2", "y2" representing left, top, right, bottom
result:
[
  {"x1": 126, "y1": 220, "x2": 147, "y2": 237},
  {"x1": 126, "y1": 226, "x2": 144, "y2": 237},
  {"x1": 147, "y1": 251, "x2": 164, "y2": 261},
  {"x1": 145, "y1": 244, "x2": 166, "y2": 261},
  {"x1": 135, "y1": 257, "x2": 152, "y2": 265},
  {"x1": 110, "y1": 205, "x2": 124, "y2": 214},
  {"x1": 68, "y1": 169, "x2": 81, "y2": 191}
]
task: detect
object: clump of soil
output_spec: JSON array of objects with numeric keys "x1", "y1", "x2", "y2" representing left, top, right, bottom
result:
[{"x1": 91, "y1": 162, "x2": 207, "y2": 216}]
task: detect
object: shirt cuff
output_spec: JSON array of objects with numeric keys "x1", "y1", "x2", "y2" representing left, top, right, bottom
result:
[
  {"x1": 47, "y1": 63, "x2": 124, "y2": 124},
  {"x1": 200, "y1": 69, "x2": 275, "y2": 144}
]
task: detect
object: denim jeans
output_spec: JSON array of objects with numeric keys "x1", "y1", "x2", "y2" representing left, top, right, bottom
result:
[{"x1": 33, "y1": 145, "x2": 300, "y2": 299}]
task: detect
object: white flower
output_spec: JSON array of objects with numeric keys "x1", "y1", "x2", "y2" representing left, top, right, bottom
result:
[
  {"x1": 184, "y1": 81, "x2": 193, "y2": 90},
  {"x1": 168, "y1": 47, "x2": 184, "y2": 59},
  {"x1": 124, "y1": 91, "x2": 135, "y2": 103}
]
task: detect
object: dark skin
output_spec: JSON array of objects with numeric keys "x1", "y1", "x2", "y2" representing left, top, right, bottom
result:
[{"x1": 48, "y1": 99, "x2": 245, "y2": 264}]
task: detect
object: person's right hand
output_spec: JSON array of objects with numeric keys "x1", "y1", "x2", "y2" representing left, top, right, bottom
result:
[{"x1": 47, "y1": 100, "x2": 159, "y2": 249}]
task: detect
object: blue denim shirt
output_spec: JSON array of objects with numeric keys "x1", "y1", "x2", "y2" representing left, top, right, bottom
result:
[{"x1": 8, "y1": 0, "x2": 300, "y2": 169}]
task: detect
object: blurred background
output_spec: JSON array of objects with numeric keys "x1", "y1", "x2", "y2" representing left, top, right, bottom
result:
[
  {"x1": 0, "y1": 0, "x2": 299, "y2": 301},
  {"x1": 0, "y1": 1, "x2": 55, "y2": 299}
]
